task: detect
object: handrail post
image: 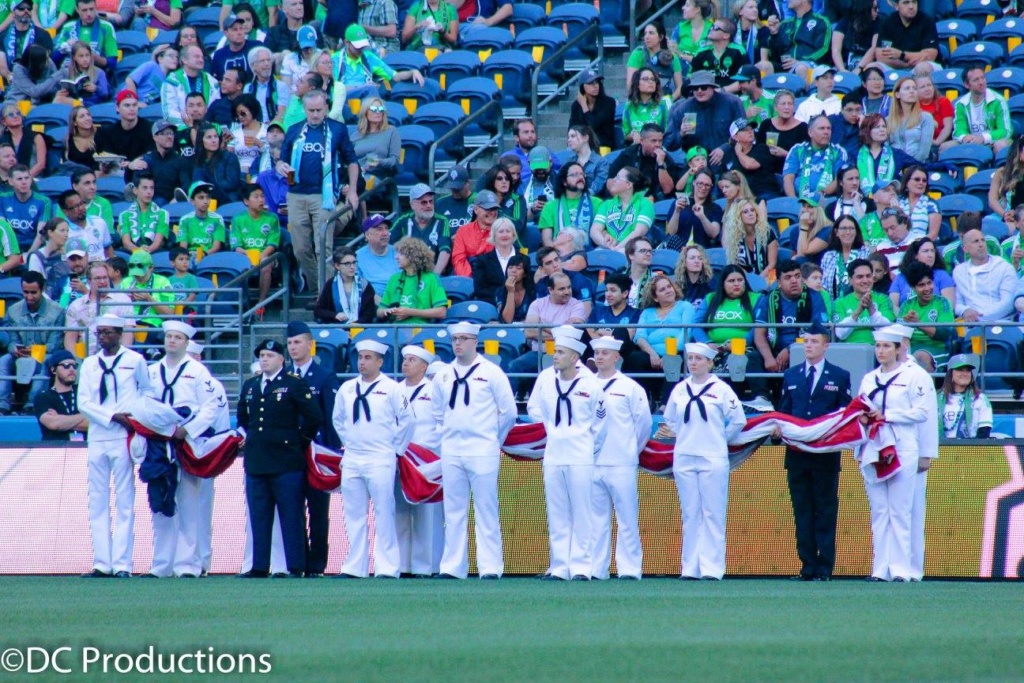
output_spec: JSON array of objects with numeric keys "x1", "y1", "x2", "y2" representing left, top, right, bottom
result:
[
  {"x1": 530, "y1": 24, "x2": 603, "y2": 117},
  {"x1": 427, "y1": 99, "x2": 503, "y2": 190}
]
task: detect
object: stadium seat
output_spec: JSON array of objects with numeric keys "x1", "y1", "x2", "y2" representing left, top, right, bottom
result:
[
  {"x1": 995, "y1": 142, "x2": 1012, "y2": 167},
  {"x1": 985, "y1": 66, "x2": 1024, "y2": 98},
  {"x1": 746, "y1": 272, "x2": 769, "y2": 293},
  {"x1": 598, "y1": 0, "x2": 628, "y2": 46},
  {"x1": 201, "y1": 32, "x2": 221, "y2": 54},
  {"x1": 447, "y1": 299, "x2": 499, "y2": 323},
  {"x1": 546, "y1": 3, "x2": 600, "y2": 60},
  {"x1": 981, "y1": 17, "x2": 1024, "y2": 54},
  {"x1": 1008, "y1": 93, "x2": 1024, "y2": 135},
  {"x1": 412, "y1": 102, "x2": 466, "y2": 159},
  {"x1": 25, "y1": 103, "x2": 72, "y2": 130},
  {"x1": 428, "y1": 50, "x2": 481, "y2": 90},
  {"x1": 480, "y1": 50, "x2": 537, "y2": 115},
  {"x1": 396, "y1": 124, "x2": 435, "y2": 185},
  {"x1": 462, "y1": 27, "x2": 515, "y2": 54},
  {"x1": 1008, "y1": 42, "x2": 1024, "y2": 67},
  {"x1": 653, "y1": 198, "x2": 675, "y2": 227},
  {"x1": 440, "y1": 275, "x2": 475, "y2": 303},
  {"x1": 831, "y1": 71, "x2": 861, "y2": 95},
  {"x1": 938, "y1": 143, "x2": 994, "y2": 171},
  {"x1": 478, "y1": 326, "x2": 526, "y2": 366},
  {"x1": 446, "y1": 77, "x2": 502, "y2": 137},
  {"x1": 150, "y1": 28, "x2": 178, "y2": 46},
  {"x1": 957, "y1": 0, "x2": 1003, "y2": 33},
  {"x1": 96, "y1": 176, "x2": 126, "y2": 204},
  {"x1": 0, "y1": 277, "x2": 22, "y2": 311},
  {"x1": 348, "y1": 327, "x2": 399, "y2": 371},
  {"x1": 937, "y1": 193, "x2": 985, "y2": 218},
  {"x1": 309, "y1": 326, "x2": 350, "y2": 374},
  {"x1": 931, "y1": 68, "x2": 966, "y2": 100},
  {"x1": 950, "y1": 41, "x2": 1005, "y2": 68},
  {"x1": 650, "y1": 248, "x2": 679, "y2": 274},
  {"x1": 44, "y1": 125, "x2": 68, "y2": 154},
  {"x1": 410, "y1": 327, "x2": 454, "y2": 363},
  {"x1": 35, "y1": 176, "x2": 71, "y2": 199},
  {"x1": 965, "y1": 325, "x2": 1024, "y2": 392},
  {"x1": 383, "y1": 100, "x2": 411, "y2": 127},
  {"x1": 139, "y1": 103, "x2": 164, "y2": 125},
  {"x1": 151, "y1": 250, "x2": 174, "y2": 277},
  {"x1": 705, "y1": 247, "x2": 728, "y2": 268},
  {"x1": 109, "y1": 202, "x2": 131, "y2": 228},
  {"x1": 937, "y1": 19, "x2": 979, "y2": 53},
  {"x1": 507, "y1": 2, "x2": 547, "y2": 37},
  {"x1": 883, "y1": 69, "x2": 910, "y2": 90},
  {"x1": 762, "y1": 72, "x2": 805, "y2": 95},
  {"x1": 115, "y1": 52, "x2": 150, "y2": 86},
  {"x1": 927, "y1": 171, "x2": 960, "y2": 196},
  {"x1": 777, "y1": 247, "x2": 793, "y2": 263},
  {"x1": 982, "y1": 214, "x2": 1010, "y2": 241},
  {"x1": 196, "y1": 252, "x2": 253, "y2": 283},
  {"x1": 584, "y1": 249, "x2": 627, "y2": 279},
  {"x1": 216, "y1": 202, "x2": 247, "y2": 224},
  {"x1": 514, "y1": 27, "x2": 568, "y2": 83},
  {"x1": 964, "y1": 169, "x2": 998, "y2": 202},
  {"x1": 384, "y1": 51, "x2": 430, "y2": 74},
  {"x1": 116, "y1": 30, "x2": 150, "y2": 56},
  {"x1": 385, "y1": 79, "x2": 442, "y2": 114},
  {"x1": 89, "y1": 102, "x2": 120, "y2": 126},
  {"x1": 183, "y1": 5, "x2": 222, "y2": 42},
  {"x1": 767, "y1": 196, "x2": 802, "y2": 233},
  {"x1": 166, "y1": 201, "x2": 194, "y2": 228}
]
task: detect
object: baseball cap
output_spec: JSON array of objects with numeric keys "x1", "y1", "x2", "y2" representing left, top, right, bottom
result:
[
  {"x1": 872, "y1": 178, "x2": 901, "y2": 195},
  {"x1": 580, "y1": 69, "x2": 603, "y2": 85},
  {"x1": 446, "y1": 166, "x2": 469, "y2": 189},
  {"x1": 64, "y1": 237, "x2": 87, "y2": 258},
  {"x1": 344, "y1": 24, "x2": 370, "y2": 49},
  {"x1": 474, "y1": 190, "x2": 500, "y2": 210},
  {"x1": 798, "y1": 192, "x2": 822, "y2": 208},
  {"x1": 686, "y1": 146, "x2": 708, "y2": 162},
  {"x1": 224, "y1": 12, "x2": 244, "y2": 27},
  {"x1": 362, "y1": 214, "x2": 389, "y2": 232},
  {"x1": 409, "y1": 183, "x2": 435, "y2": 200},
  {"x1": 297, "y1": 25, "x2": 318, "y2": 49},
  {"x1": 811, "y1": 65, "x2": 837, "y2": 80},
  {"x1": 528, "y1": 146, "x2": 551, "y2": 170},
  {"x1": 729, "y1": 118, "x2": 753, "y2": 137},
  {"x1": 947, "y1": 353, "x2": 979, "y2": 371},
  {"x1": 733, "y1": 64, "x2": 760, "y2": 82},
  {"x1": 115, "y1": 89, "x2": 138, "y2": 106},
  {"x1": 188, "y1": 181, "x2": 214, "y2": 198},
  {"x1": 128, "y1": 250, "x2": 153, "y2": 274},
  {"x1": 13, "y1": 0, "x2": 32, "y2": 9},
  {"x1": 151, "y1": 119, "x2": 175, "y2": 135}
]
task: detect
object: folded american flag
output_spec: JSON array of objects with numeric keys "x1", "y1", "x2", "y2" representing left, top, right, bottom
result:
[{"x1": 305, "y1": 442, "x2": 444, "y2": 504}]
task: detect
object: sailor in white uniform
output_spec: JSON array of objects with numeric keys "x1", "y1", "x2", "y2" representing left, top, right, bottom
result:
[
  {"x1": 396, "y1": 344, "x2": 445, "y2": 577},
  {"x1": 146, "y1": 320, "x2": 221, "y2": 578},
  {"x1": 662, "y1": 342, "x2": 746, "y2": 580},
  {"x1": 77, "y1": 314, "x2": 153, "y2": 577},
  {"x1": 857, "y1": 328, "x2": 931, "y2": 582},
  {"x1": 588, "y1": 336, "x2": 652, "y2": 580},
  {"x1": 332, "y1": 339, "x2": 414, "y2": 578},
  {"x1": 430, "y1": 322, "x2": 517, "y2": 579}
]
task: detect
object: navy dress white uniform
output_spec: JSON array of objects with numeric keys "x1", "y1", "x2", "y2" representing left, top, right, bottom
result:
[
  {"x1": 662, "y1": 343, "x2": 747, "y2": 580},
  {"x1": 332, "y1": 339, "x2": 414, "y2": 578},
  {"x1": 588, "y1": 337, "x2": 652, "y2": 580},
  {"x1": 187, "y1": 340, "x2": 230, "y2": 575},
  {"x1": 856, "y1": 328, "x2": 931, "y2": 582},
  {"x1": 77, "y1": 315, "x2": 153, "y2": 577},
  {"x1": 148, "y1": 321, "x2": 222, "y2": 578},
  {"x1": 430, "y1": 322, "x2": 517, "y2": 579},
  {"x1": 236, "y1": 339, "x2": 323, "y2": 577},
  {"x1": 528, "y1": 334, "x2": 607, "y2": 580},
  {"x1": 396, "y1": 345, "x2": 445, "y2": 576}
]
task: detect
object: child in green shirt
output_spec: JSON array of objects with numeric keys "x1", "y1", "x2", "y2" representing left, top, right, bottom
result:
[
  {"x1": 118, "y1": 173, "x2": 170, "y2": 253},
  {"x1": 176, "y1": 181, "x2": 226, "y2": 265},
  {"x1": 230, "y1": 183, "x2": 280, "y2": 312},
  {"x1": 166, "y1": 245, "x2": 198, "y2": 314}
]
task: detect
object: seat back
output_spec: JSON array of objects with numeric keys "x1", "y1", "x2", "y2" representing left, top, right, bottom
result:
[{"x1": 440, "y1": 275, "x2": 475, "y2": 303}]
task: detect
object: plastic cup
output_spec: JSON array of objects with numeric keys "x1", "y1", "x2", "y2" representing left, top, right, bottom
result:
[
  {"x1": 484, "y1": 339, "x2": 500, "y2": 355},
  {"x1": 74, "y1": 341, "x2": 86, "y2": 358},
  {"x1": 664, "y1": 337, "x2": 678, "y2": 356},
  {"x1": 545, "y1": 339, "x2": 555, "y2": 355},
  {"x1": 731, "y1": 337, "x2": 746, "y2": 355},
  {"x1": 30, "y1": 344, "x2": 46, "y2": 364},
  {"x1": 684, "y1": 112, "x2": 697, "y2": 130},
  {"x1": 246, "y1": 249, "x2": 261, "y2": 266},
  {"x1": 310, "y1": 340, "x2": 317, "y2": 356},
  {"x1": 766, "y1": 132, "x2": 780, "y2": 147},
  {"x1": 971, "y1": 336, "x2": 984, "y2": 354},
  {"x1": 209, "y1": 199, "x2": 218, "y2": 211},
  {"x1": 423, "y1": 338, "x2": 436, "y2": 354}
]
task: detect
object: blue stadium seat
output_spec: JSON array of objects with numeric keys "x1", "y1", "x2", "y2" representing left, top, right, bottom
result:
[
  {"x1": 385, "y1": 79, "x2": 442, "y2": 111},
  {"x1": 507, "y1": 2, "x2": 547, "y2": 36},
  {"x1": 546, "y1": 3, "x2": 600, "y2": 59},
  {"x1": 598, "y1": 0, "x2": 628, "y2": 46},
  {"x1": 950, "y1": 41, "x2": 1005, "y2": 68},
  {"x1": 583, "y1": 249, "x2": 627, "y2": 279},
  {"x1": 446, "y1": 77, "x2": 502, "y2": 136},
  {"x1": 384, "y1": 100, "x2": 411, "y2": 127},
  {"x1": 384, "y1": 51, "x2": 430, "y2": 74},
  {"x1": 746, "y1": 272, "x2": 769, "y2": 293},
  {"x1": 514, "y1": 27, "x2": 568, "y2": 82},
  {"x1": 89, "y1": 102, "x2": 120, "y2": 126},
  {"x1": 705, "y1": 247, "x2": 728, "y2": 268},
  {"x1": 201, "y1": 31, "x2": 221, "y2": 54},
  {"x1": 195, "y1": 252, "x2": 253, "y2": 281},
  {"x1": 650, "y1": 248, "x2": 679, "y2": 274},
  {"x1": 653, "y1": 198, "x2": 675, "y2": 226},
  {"x1": 938, "y1": 19, "x2": 979, "y2": 53},
  {"x1": 478, "y1": 326, "x2": 526, "y2": 366},
  {"x1": 461, "y1": 27, "x2": 515, "y2": 53},
  {"x1": 767, "y1": 196, "x2": 802, "y2": 232},
  {"x1": 1008, "y1": 42, "x2": 1024, "y2": 67},
  {"x1": 985, "y1": 66, "x2": 1024, "y2": 98},
  {"x1": 109, "y1": 201, "x2": 131, "y2": 227},
  {"x1": 183, "y1": 6, "x2": 222, "y2": 42},
  {"x1": 938, "y1": 143, "x2": 994, "y2": 170},
  {"x1": 762, "y1": 72, "x2": 805, "y2": 95},
  {"x1": 139, "y1": 103, "x2": 164, "y2": 124},
  {"x1": 982, "y1": 214, "x2": 1010, "y2": 241},
  {"x1": 35, "y1": 176, "x2": 71, "y2": 199},
  {"x1": 166, "y1": 202, "x2": 194, "y2": 228},
  {"x1": 964, "y1": 325, "x2": 1023, "y2": 391},
  {"x1": 217, "y1": 202, "x2": 247, "y2": 224},
  {"x1": 151, "y1": 29, "x2": 178, "y2": 46},
  {"x1": 25, "y1": 103, "x2": 72, "y2": 129},
  {"x1": 980, "y1": 16, "x2": 1024, "y2": 54},
  {"x1": 309, "y1": 326, "x2": 350, "y2": 373},
  {"x1": 930, "y1": 68, "x2": 965, "y2": 99},
  {"x1": 440, "y1": 275, "x2": 475, "y2": 303},
  {"x1": 964, "y1": 168, "x2": 998, "y2": 202},
  {"x1": 831, "y1": 71, "x2": 861, "y2": 95},
  {"x1": 410, "y1": 327, "x2": 454, "y2": 362},
  {"x1": 927, "y1": 171, "x2": 960, "y2": 196},
  {"x1": 884, "y1": 69, "x2": 910, "y2": 90},
  {"x1": 957, "y1": 0, "x2": 1003, "y2": 33},
  {"x1": 1009, "y1": 93, "x2": 1024, "y2": 134},
  {"x1": 44, "y1": 125, "x2": 68, "y2": 153},
  {"x1": 348, "y1": 327, "x2": 399, "y2": 371},
  {"x1": 937, "y1": 193, "x2": 984, "y2": 218},
  {"x1": 428, "y1": 50, "x2": 481, "y2": 90},
  {"x1": 447, "y1": 299, "x2": 499, "y2": 323},
  {"x1": 96, "y1": 177, "x2": 125, "y2": 204},
  {"x1": 116, "y1": 30, "x2": 150, "y2": 55},
  {"x1": 115, "y1": 52, "x2": 150, "y2": 87},
  {"x1": 0, "y1": 277, "x2": 22, "y2": 310},
  {"x1": 480, "y1": 50, "x2": 537, "y2": 112},
  {"x1": 151, "y1": 250, "x2": 174, "y2": 277},
  {"x1": 396, "y1": 124, "x2": 435, "y2": 185},
  {"x1": 412, "y1": 102, "x2": 466, "y2": 158}
]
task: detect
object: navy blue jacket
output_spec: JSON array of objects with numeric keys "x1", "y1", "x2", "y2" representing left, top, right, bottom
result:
[
  {"x1": 290, "y1": 360, "x2": 340, "y2": 450},
  {"x1": 778, "y1": 359, "x2": 852, "y2": 471}
]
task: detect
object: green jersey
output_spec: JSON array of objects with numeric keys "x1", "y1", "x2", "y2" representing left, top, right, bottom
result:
[
  {"x1": 224, "y1": 0, "x2": 280, "y2": 31},
  {"x1": 167, "y1": 272, "x2": 199, "y2": 310},
  {"x1": 537, "y1": 194, "x2": 603, "y2": 240},
  {"x1": 379, "y1": 271, "x2": 448, "y2": 326},
  {"x1": 119, "y1": 273, "x2": 175, "y2": 327},
  {"x1": 177, "y1": 211, "x2": 227, "y2": 253},
  {"x1": 118, "y1": 201, "x2": 169, "y2": 248},
  {"x1": 58, "y1": 196, "x2": 114, "y2": 238},
  {"x1": 0, "y1": 217, "x2": 21, "y2": 259},
  {"x1": 1000, "y1": 234, "x2": 1024, "y2": 275},
  {"x1": 592, "y1": 194, "x2": 655, "y2": 243},
  {"x1": 741, "y1": 90, "x2": 776, "y2": 126},
  {"x1": 702, "y1": 293, "x2": 760, "y2": 344},
  {"x1": 55, "y1": 18, "x2": 118, "y2": 60},
  {"x1": 942, "y1": 235, "x2": 1003, "y2": 271},
  {"x1": 832, "y1": 291, "x2": 895, "y2": 345},
  {"x1": 898, "y1": 294, "x2": 954, "y2": 362},
  {"x1": 859, "y1": 212, "x2": 887, "y2": 249},
  {"x1": 229, "y1": 211, "x2": 281, "y2": 251}
]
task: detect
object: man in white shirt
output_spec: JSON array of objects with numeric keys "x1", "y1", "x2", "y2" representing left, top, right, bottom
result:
[
  {"x1": 64, "y1": 262, "x2": 135, "y2": 355},
  {"x1": 76, "y1": 314, "x2": 153, "y2": 577},
  {"x1": 953, "y1": 228, "x2": 1018, "y2": 322},
  {"x1": 332, "y1": 339, "x2": 414, "y2": 578},
  {"x1": 589, "y1": 336, "x2": 651, "y2": 580},
  {"x1": 795, "y1": 66, "x2": 842, "y2": 123},
  {"x1": 146, "y1": 321, "x2": 221, "y2": 579},
  {"x1": 431, "y1": 322, "x2": 517, "y2": 579}
]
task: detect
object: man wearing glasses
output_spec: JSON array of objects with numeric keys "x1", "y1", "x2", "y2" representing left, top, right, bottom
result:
[
  {"x1": 665, "y1": 70, "x2": 745, "y2": 158},
  {"x1": 126, "y1": 120, "x2": 191, "y2": 206},
  {"x1": 64, "y1": 262, "x2": 135, "y2": 358},
  {"x1": 57, "y1": 190, "x2": 112, "y2": 263},
  {"x1": 391, "y1": 184, "x2": 451, "y2": 275},
  {"x1": 34, "y1": 350, "x2": 88, "y2": 441},
  {"x1": 764, "y1": 0, "x2": 830, "y2": 82},
  {"x1": 0, "y1": 0, "x2": 53, "y2": 81}
]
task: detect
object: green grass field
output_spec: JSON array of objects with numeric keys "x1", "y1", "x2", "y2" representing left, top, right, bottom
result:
[{"x1": 4, "y1": 577, "x2": 1024, "y2": 683}]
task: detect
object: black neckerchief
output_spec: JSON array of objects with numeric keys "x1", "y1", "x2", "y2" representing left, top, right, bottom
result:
[
  {"x1": 448, "y1": 363, "x2": 480, "y2": 409},
  {"x1": 869, "y1": 372, "x2": 901, "y2": 414},
  {"x1": 159, "y1": 359, "x2": 189, "y2": 405},
  {"x1": 683, "y1": 381, "x2": 715, "y2": 423},
  {"x1": 353, "y1": 379, "x2": 380, "y2": 423},
  {"x1": 555, "y1": 377, "x2": 581, "y2": 427},
  {"x1": 97, "y1": 352, "x2": 122, "y2": 404}
]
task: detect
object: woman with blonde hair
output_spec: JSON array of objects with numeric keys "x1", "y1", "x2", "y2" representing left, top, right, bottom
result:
[
  {"x1": 887, "y1": 77, "x2": 935, "y2": 163},
  {"x1": 718, "y1": 169, "x2": 765, "y2": 219},
  {"x1": 674, "y1": 243, "x2": 714, "y2": 307},
  {"x1": 53, "y1": 42, "x2": 109, "y2": 106},
  {"x1": 474, "y1": 217, "x2": 522, "y2": 302},
  {"x1": 312, "y1": 49, "x2": 347, "y2": 122},
  {"x1": 723, "y1": 197, "x2": 778, "y2": 279},
  {"x1": 351, "y1": 95, "x2": 400, "y2": 182},
  {"x1": 377, "y1": 237, "x2": 449, "y2": 325},
  {"x1": 794, "y1": 194, "x2": 834, "y2": 259},
  {"x1": 624, "y1": 273, "x2": 696, "y2": 402},
  {"x1": 64, "y1": 104, "x2": 99, "y2": 171},
  {"x1": 0, "y1": 101, "x2": 46, "y2": 177}
]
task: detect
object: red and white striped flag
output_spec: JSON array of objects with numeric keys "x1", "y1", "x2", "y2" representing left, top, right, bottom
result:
[
  {"x1": 398, "y1": 443, "x2": 444, "y2": 504},
  {"x1": 306, "y1": 442, "x2": 344, "y2": 493},
  {"x1": 176, "y1": 431, "x2": 244, "y2": 479}
]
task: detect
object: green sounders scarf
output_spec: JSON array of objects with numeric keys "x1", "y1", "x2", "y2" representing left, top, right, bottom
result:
[
  {"x1": 290, "y1": 122, "x2": 336, "y2": 210},
  {"x1": 554, "y1": 194, "x2": 595, "y2": 239},
  {"x1": 605, "y1": 194, "x2": 644, "y2": 241},
  {"x1": 857, "y1": 144, "x2": 895, "y2": 196}
]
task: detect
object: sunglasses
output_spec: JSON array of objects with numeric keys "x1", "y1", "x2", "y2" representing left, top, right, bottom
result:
[
  {"x1": 367, "y1": 105, "x2": 386, "y2": 113},
  {"x1": 694, "y1": 85, "x2": 715, "y2": 91},
  {"x1": 881, "y1": 208, "x2": 902, "y2": 218},
  {"x1": 57, "y1": 362, "x2": 77, "y2": 370}
]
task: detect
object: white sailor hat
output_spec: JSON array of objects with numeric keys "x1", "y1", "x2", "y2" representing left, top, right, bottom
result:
[
  {"x1": 887, "y1": 323, "x2": 914, "y2": 340},
  {"x1": 162, "y1": 320, "x2": 196, "y2": 338},
  {"x1": 401, "y1": 345, "x2": 435, "y2": 364},
  {"x1": 685, "y1": 342, "x2": 717, "y2": 359},
  {"x1": 95, "y1": 314, "x2": 126, "y2": 329},
  {"x1": 873, "y1": 329, "x2": 903, "y2": 343},
  {"x1": 355, "y1": 339, "x2": 390, "y2": 356},
  {"x1": 187, "y1": 341, "x2": 204, "y2": 355},
  {"x1": 554, "y1": 335, "x2": 587, "y2": 355},
  {"x1": 590, "y1": 337, "x2": 623, "y2": 352},
  {"x1": 447, "y1": 321, "x2": 481, "y2": 337},
  {"x1": 426, "y1": 360, "x2": 446, "y2": 378},
  {"x1": 551, "y1": 324, "x2": 583, "y2": 341}
]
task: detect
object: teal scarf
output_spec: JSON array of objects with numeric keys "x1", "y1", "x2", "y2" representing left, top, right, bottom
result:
[
  {"x1": 290, "y1": 122, "x2": 336, "y2": 210},
  {"x1": 857, "y1": 144, "x2": 895, "y2": 195},
  {"x1": 554, "y1": 193, "x2": 595, "y2": 239}
]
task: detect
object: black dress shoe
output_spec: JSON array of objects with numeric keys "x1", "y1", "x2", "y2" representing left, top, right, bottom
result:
[
  {"x1": 570, "y1": 574, "x2": 590, "y2": 581},
  {"x1": 540, "y1": 574, "x2": 564, "y2": 581},
  {"x1": 137, "y1": 573, "x2": 161, "y2": 579},
  {"x1": 178, "y1": 573, "x2": 198, "y2": 579},
  {"x1": 81, "y1": 569, "x2": 112, "y2": 578},
  {"x1": 237, "y1": 570, "x2": 269, "y2": 578},
  {"x1": 700, "y1": 576, "x2": 721, "y2": 581},
  {"x1": 333, "y1": 573, "x2": 361, "y2": 579},
  {"x1": 200, "y1": 570, "x2": 209, "y2": 578},
  {"x1": 891, "y1": 576, "x2": 907, "y2": 583},
  {"x1": 435, "y1": 573, "x2": 460, "y2": 579},
  {"x1": 271, "y1": 572, "x2": 289, "y2": 578},
  {"x1": 864, "y1": 576, "x2": 885, "y2": 582},
  {"x1": 113, "y1": 571, "x2": 131, "y2": 578},
  {"x1": 617, "y1": 575, "x2": 640, "y2": 580},
  {"x1": 480, "y1": 574, "x2": 500, "y2": 580},
  {"x1": 376, "y1": 574, "x2": 398, "y2": 579},
  {"x1": 305, "y1": 572, "x2": 324, "y2": 578},
  {"x1": 814, "y1": 576, "x2": 831, "y2": 582},
  {"x1": 679, "y1": 575, "x2": 699, "y2": 581},
  {"x1": 790, "y1": 574, "x2": 815, "y2": 581}
]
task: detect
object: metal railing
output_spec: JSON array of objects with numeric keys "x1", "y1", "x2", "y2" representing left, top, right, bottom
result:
[
  {"x1": 315, "y1": 178, "x2": 399, "y2": 293},
  {"x1": 215, "y1": 252, "x2": 292, "y2": 328},
  {"x1": 629, "y1": 0, "x2": 683, "y2": 53},
  {"x1": 427, "y1": 100, "x2": 505, "y2": 189},
  {"x1": 531, "y1": 23, "x2": 604, "y2": 116}
]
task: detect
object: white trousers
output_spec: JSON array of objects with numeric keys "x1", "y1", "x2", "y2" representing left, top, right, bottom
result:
[
  {"x1": 394, "y1": 476, "x2": 444, "y2": 575},
  {"x1": 910, "y1": 469, "x2": 928, "y2": 581},
  {"x1": 151, "y1": 470, "x2": 204, "y2": 577},
  {"x1": 590, "y1": 465, "x2": 643, "y2": 579},
  {"x1": 440, "y1": 454, "x2": 503, "y2": 578},
  {"x1": 340, "y1": 459, "x2": 399, "y2": 578},
  {"x1": 87, "y1": 440, "x2": 136, "y2": 574},
  {"x1": 865, "y1": 462, "x2": 917, "y2": 581},
  {"x1": 673, "y1": 455, "x2": 729, "y2": 579},
  {"x1": 242, "y1": 505, "x2": 287, "y2": 574},
  {"x1": 543, "y1": 463, "x2": 595, "y2": 579},
  {"x1": 197, "y1": 477, "x2": 215, "y2": 572}
]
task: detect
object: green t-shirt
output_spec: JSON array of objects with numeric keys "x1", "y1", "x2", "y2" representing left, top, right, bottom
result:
[
  {"x1": 537, "y1": 195, "x2": 602, "y2": 239},
  {"x1": 621, "y1": 98, "x2": 669, "y2": 138},
  {"x1": 38, "y1": 0, "x2": 66, "y2": 29},
  {"x1": 229, "y1": 210, "x2": 281, "y2": 251},
  {"x1": 120, "y1": 273, "x2": 175, "y2": 327},
  {"x1": 898, "y1": 294, "x2": 954, "y2": 359},
  {"x1": 379, "y1": 271, "x2": 448, "y2": 325},
  {"x1": 118, "y1": 201, "x2": 169, "y2": 248},
  {"x1": 817, "y1": 288, "x2": 834, "y2": 320},
  {"x1": 167, "y1": 272, "x2": 199, "y2": 310},
  {"x1": 405, "y1": 0, "x2": 458, "y2": 50},
  {"x1": 592, "y1": 194, "x2": 655, "y2": 243},
  {"x1": 0, "y1": 217, "x2": 21, "y2": 259},
  {"x1": 741, "y1": 91, "x2": 776, "y2": 126},
  {"x1": 55, "y1": 18, "x2": 118, "y2": 59},
  {"x1": 177, "y1": 211, "x2": 227, "y2": 253},
  {"x1": 859, "y1": 212, "x2": 887, "y2": 249},
  {"x1": 703, "y1": 292, "x2": 761, "y2": 344},
  {"x1": 224, "y1": 0, "x2": 280, "y2": 30},
  {"x1": 832, "y1": 291, "x2": 895, "y2": 345}
]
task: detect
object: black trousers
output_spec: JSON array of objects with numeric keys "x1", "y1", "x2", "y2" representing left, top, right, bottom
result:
[
  {"x1": 304, "y1": 481, "x2": 331, "y2": 574},
  {"x1": 246, "y1": 470, "x2": 307, "y2": 575},
  {"x1": 786, "y1": 467, "x2": 840, "y2": 578}
]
